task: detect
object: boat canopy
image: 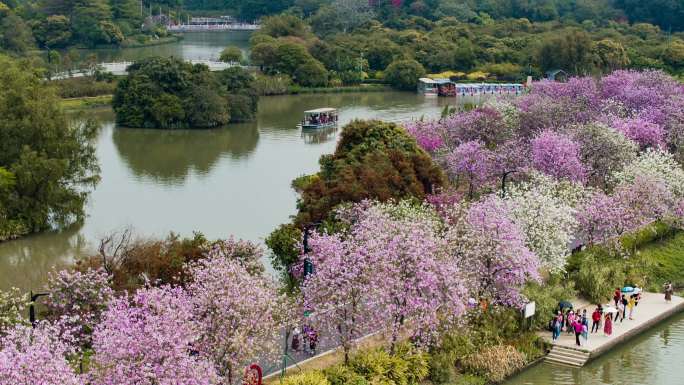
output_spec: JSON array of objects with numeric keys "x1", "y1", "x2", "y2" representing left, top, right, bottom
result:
[{"x1": 304, "y1": 108, "x2": 337, "y2": 114}]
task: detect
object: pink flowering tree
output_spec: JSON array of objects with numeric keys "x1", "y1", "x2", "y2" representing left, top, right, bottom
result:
[
  {"x1": 301, "y1": 230, "x2": 384, "y2": 363},
  {"x1": 448, "y1": 196, "x2": 540, "y2": 307},
  {"x1": 576, "y1": 191, "x2": 621, "y2": 244},
  {"x1": 187, "y1": 255, "x2": 288, "y2": 384},
  {"x1": 44, "y1": 267, "x2": 114, "y2": 350},
  {"x1": 404, "y1": 120, "x2": 447, "y2": 152},
  {"x1": 611, "y1": 117, "x2": 666, "y2": 150},
  {"x1": 0, "y1": 322, "x2": 83, "y2": 385},
  {"x1": 445, "y1": 140, "x2": 494, "y2": 198},
  {"x1": 89, "y1": 285, "x2": 219, "y2": 385},
  {"x1": 531, "y1": 130, "x2": 587, "y2": 183},
  {"x1": 302, "y1": 201, "x2": 466, "y2": 358}
]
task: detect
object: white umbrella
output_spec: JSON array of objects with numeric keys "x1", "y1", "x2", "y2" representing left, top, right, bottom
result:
[{"x1": 604, "y1": 306, "x2": 618, "y2": 314}]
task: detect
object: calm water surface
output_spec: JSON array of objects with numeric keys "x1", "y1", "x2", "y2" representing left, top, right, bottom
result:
[
  {"x1": 0, "y1": 92, "x2": 455, "y2": 292},
  {"x1": 505, "y1": 313, "x2": 684, "y2": 385},
  {"x1": 81, "y1": 31, "x2": 252, "y2": 62}
]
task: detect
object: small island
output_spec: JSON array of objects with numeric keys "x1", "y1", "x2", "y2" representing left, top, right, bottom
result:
[{"x1": 112, "y1": 57, "x2": 259, "y2": 129}]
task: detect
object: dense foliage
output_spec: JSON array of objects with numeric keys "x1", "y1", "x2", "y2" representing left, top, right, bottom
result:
[
  {"x1": 242, "y1": 1, "x2": 684, "y2": 92},
  {"x1": 0, "y1": 54, "x2": 100, "y2": 241},
  {"x1": 112, "y1": 57, "x2": 258, "y2": 128},
  {"x1": 0, "y1": 0, "x2": 167, "y2": 54}
]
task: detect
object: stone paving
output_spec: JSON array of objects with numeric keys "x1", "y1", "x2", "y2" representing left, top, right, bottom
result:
[{"x1": 541, "y1": 292, "x2": 684, "y2": 355}]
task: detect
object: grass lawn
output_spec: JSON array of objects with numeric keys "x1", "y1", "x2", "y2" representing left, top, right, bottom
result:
[
  {"x1": 636, "y1": 230, "x2": 684, "y2": 294},
  {"x1": 60, "y1": 95, "x2": 113, "y2": 110}
]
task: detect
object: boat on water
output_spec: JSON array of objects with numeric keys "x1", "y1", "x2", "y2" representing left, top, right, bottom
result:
[
  {"x1": 418, "y1": 78, "x2": 526, "y2": 97},
  {"x1": 300, "y1": 108, "x2": 338, "y2": 129}
]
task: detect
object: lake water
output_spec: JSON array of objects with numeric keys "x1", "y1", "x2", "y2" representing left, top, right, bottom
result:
[
  {"x1": 81, "y1": 31, "x2": 252, "y2": 63},
  {"x1": 505, "y1": 312, "x2": 684, "y2": 385},
  {"x1": 0, "y1": 92, "x2": 454, "y2": 292}
]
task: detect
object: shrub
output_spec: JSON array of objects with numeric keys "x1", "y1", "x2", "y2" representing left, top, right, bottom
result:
[
  {"x1": 350, "y1": 348, "x2": 409, "y2": 385},
  {"x1": 385, "y1": 59, "x2": 426, "y2": 91},
  {"x1": 573, "y1": 252, "x2": 627, "y2": 303},
  {"x1": 253, "y1": 74, "x2": 292, "y2": 95},
  {"x1": 461, "y1": 345, "x2": 525, "y2": 383},
  {"x1": 220, "y1": 46, "x2": 243, "y2": 63},
  {"x1": 324, "y1": 365, "x2": 368, "y2": 385},
  {"x1": 0, "y1": 288, "x2": 28, "y2": 335},
  {"x1": 282, "y1": 371, "x2": 330, "y2": 385},
  {"x1": 428, "y1": 352, "x2": 456, "y2": 384},
  {"x1": 394, "y1": 343, "x2": 429, "y2": 384},
  {"x1": 54, "y1": 76, "x2": 117, "y2": 98},
  {"x1": 508, "y1": 333, "x2": 546, "y2": 362},
  {"x1": 522, "y1": 277, "x2": 577, "y2": 330},
  {"x1": 294, "y1": 60, "x2": 329, "y2": 87}
]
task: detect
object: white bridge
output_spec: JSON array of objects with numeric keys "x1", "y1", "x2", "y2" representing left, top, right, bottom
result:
[
  {"x1": 167, "y1": 23, "x2": 260, "y2": 32},
  {"x1": 51, "y1": 60, "x2": 245, "y2": 80}
]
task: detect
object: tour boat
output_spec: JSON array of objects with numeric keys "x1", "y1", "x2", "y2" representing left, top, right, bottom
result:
[{"x1": 300, "y1": 108, "x2": 339, "y2": 129}]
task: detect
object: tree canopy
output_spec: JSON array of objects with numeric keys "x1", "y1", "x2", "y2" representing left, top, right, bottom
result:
[
  {"x1": 0, "y1": 54, "x2": 100, "y2": 240},
  {"x1": 112, "y1": 57, "x2": 258, "y2": 128}
]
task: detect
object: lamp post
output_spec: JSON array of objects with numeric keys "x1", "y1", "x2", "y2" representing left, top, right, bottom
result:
[{"x1": 28, "y1": 291, "x2": 48, "y2": 325}]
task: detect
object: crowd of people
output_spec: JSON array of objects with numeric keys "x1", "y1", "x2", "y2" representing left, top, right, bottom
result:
[
  {"x1": 549, "y1": 283, "x2": 679, "y2": 347},
  {"x1": 548, "y1": 285, "x2": 670, "y2": 347}
]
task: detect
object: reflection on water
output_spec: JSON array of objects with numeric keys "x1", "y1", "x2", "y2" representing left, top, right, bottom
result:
[
  {"x1": 113, "y1": 123, "x2": 259, "y2": 185},
  {"x1": 302, "y1": 126, "x2": 338, "y2": 145},
  {"x1": 505, "y1": 313, "x2": 684, "y2": 385},
  {"x1": 0, "y1": 91, "x2": 450, "y2": 292}
]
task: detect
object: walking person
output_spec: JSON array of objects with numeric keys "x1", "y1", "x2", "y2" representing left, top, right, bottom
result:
[
  {"x1": 628, "y1": 295, "x2": 636, "y2": 320},
  {"x1": 604, "y1": 313, "x2": 613, "y2": 336},
  {"x1": 566, "y1": 310, "x2": 575, "y2": 334},
  {"x1": 614, "y1": 288, "x2": 621, "y2": 307},
  {"x1": 572, "y1": 319, "x2": 583, "y2": 346},
  {"x1": 582, "y1": 322, "x2": 589, "y2": 346},
  {"x1": 591, "y1": 307, "x2": 601, "y2": 333},
  {"x1": 665, "y1": 282, "x2": 674, "y2": 303},
  {"x1": 552, "y1": 311, "x2": 563, "y2": 342},
  {"x1": 620, "y1": 295, "x2": 628, "y2": 322}
]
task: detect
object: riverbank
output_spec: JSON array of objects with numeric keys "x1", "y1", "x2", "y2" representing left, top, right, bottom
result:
[
  {"x1": 541, "y1": 292, "x2": 684, "y2": 365},
  {"x1": 57, "y1": 84, "x2": 397, "y2": 110}
]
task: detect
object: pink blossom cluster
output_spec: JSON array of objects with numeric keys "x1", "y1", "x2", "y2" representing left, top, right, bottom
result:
[
  {"x1": 44, "y1": 267, "x2": 114, "y2": 349},
  {"x1": 0, "y1": 322, "x2": 83, "y2": 385},
  {"x1": 530, "y1": 131, "x2": 586, "y2": 183}
]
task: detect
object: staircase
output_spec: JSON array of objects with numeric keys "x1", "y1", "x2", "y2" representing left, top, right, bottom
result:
[{"x1": 545, "y1": 345, "x2": 591, "y2": 367}]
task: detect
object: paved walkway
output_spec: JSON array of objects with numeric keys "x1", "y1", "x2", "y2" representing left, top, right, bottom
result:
[{"x1": 541, "y1": 292, "x2": 684, "y2": 355}]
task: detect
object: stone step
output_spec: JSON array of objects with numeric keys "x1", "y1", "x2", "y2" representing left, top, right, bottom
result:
[
  {"x1": 545, "y1": 356, "x2": 584, "y2": 367},
  {"x1": 545, "y1": 345, "x2": 590, "y2": 367},
  {"x1": 550, "y1": 346, "x2": 590, "y2": 358},
  {"x1": 546, "y1": 352, "x2": 588, "y2": 365}
]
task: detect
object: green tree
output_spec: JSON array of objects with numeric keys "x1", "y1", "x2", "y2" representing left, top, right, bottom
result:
[
  {"x1": 294, "y1": 59, "x2": 328, "y2": 87},
  {"x1": 595, "y1": 39, "x2": 630, "y2": 72},
  {"x1": 292, "y1": 119, "x2": 445, "y2": 225},
  {"x1": 34, "y1": 14, "x2": 72, "y2": 48},
  {"x1": 537, "y1": 29, "x2": 596, "y2": 74},
  {"x1": 365, "y1": 38, "x2": 401, "y2": 71},
  {"x1": 384, "y1": 59, "x2": 426, "y2": 91},
  {"x1": 219, "y1": 46, "x2": 243, "y2": 63},
  {"x1": 0, "y1": 55, "x2": 100, "y2": 235},
  {"x1": 274, "y1": 42, "x2": 314, "y2": 75},
  {"x1": 72, "y1": 0, "x2": 115, "y2": 47},
  {"x1": 0, "y1": 12, "x2": 35, "y2": 54},
  {"x1": 663, "y1": 39, "x2": 684, "y2": 71}
]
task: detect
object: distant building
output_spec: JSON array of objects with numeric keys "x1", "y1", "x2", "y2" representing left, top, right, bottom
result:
[{"x1": 545, "y1": 69, "x2": 569, "y2": 82}]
